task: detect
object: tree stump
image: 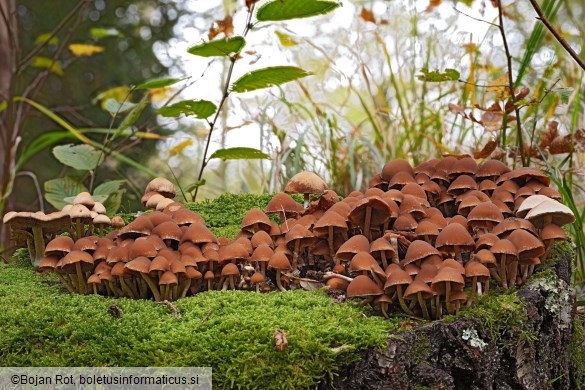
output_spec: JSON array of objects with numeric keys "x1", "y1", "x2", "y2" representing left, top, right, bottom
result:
[{"x1": 322, "y1": 252, "x2": 576, "y2": 389}]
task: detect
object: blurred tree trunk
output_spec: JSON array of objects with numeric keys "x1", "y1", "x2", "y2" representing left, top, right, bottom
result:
[{"x1": 0, "y1": 0, "x2": 16, "y2": 257}]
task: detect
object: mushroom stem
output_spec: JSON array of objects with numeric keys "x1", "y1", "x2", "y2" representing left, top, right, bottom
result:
[
  {"x1": 380, "y1": 252, "x2": 388, "y2": 269},
  {"x1": 56, "y1": 273, "x2": 75, "y2": 293},
  {"x1": 108, "y1": 281, "x2": 123, "y2": 297},
  {"x1": 490, "y1": 268, "x2": 502, "y2": 284},
  {"x1": 104, "y1": 281, "x2": 112, "y2": 296},
  {"x1": 500, "y1": 254, "x2": 508, "y2": 290},
  {"x1": 467, "y1": 276, "x2": 478, "y2": 307},
  {"x1": 141, "y1": 273, "x2": 162, "y2": 301},
  {"x1": 380, "y1": 303, "x2": 389, "y2": 319},
  {"x1": 31, "y1": 226, "x2": 46, "y2": 268},
  {"x1": 119, "y1": 277, "x2": 135, "y2": 298},
  {"x1": 172, "y1": 285, "x2": 178, "y2": 301},
  {"x1": 454, "y1": 245, "x2": 462, "y2": 263},
  {"x1": 255, "y1": 283, "x2": 260, "y2": 293},
  {"x1": 364, "y1": 206, "x2": 372, "y2": 239},
  {"x1": 508, "y1": 260, "x2": 518, "y2": 288},
  {"x1": 445, "y1": 282, "x2": 452, "y2": 315},
  {"x1": 229, "y1": 275, "x2": 235, "y2": 290},
  {"x1": 417, "y1": 292, "x2": 430, "y2": 320},
  {"x1": 435, "y1": 294, "x2": 442, "y2": 319},
  {"x1": 75, "y1": 262, "x2": 87, "y2": 294},
  {"x1": 484, "y1": 278, "x2": 490, "y2": 295},
  {"x1": 275, "y1": 271, "x2": 287, "y2": 292},
  {"x1": 430, "y1": 297, "x2": 437, "y2": 320},
  {"x1": 92, "y1": 284, "x2": 98, "y2": 295},
  {"x1": 328, "y1": 226, "x2": 335, "y2": 259},
  {"x1": 303, "y1": 193, "x2": 310, "y2": 209},
  {"x1": 397, "y1": 285, "x2": 415, "y2": 316},
  {"x1": 370, "y1": 266, "x2": 383, "y2": 289},
  {"x1": 180, "y1": 280, "x2": 191, "y2": 297}
]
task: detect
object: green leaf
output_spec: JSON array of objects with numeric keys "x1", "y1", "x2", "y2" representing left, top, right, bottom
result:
[
  {"x1": 31, "y1": 56, "x2": 64, "y2": 76},
  {"x1": 0, "y1": 101, "x2": 6, "y2": 113},
  {"x1": 52, "y1": 144, "x2": 104, "y2": 171},
  {"x1": 185, "y1": 179, "x2": 206, "y2": 193},
  {"x1": 136, "y1": 77, "x2": 184, "y2": 90},
  {"x1": 103, "y1": 98, "x2": 136, "y2": 113},
  {"x1": 559, "y1": 88, "x2": 573, "y2": 105},
  {"x1": 256, "y1": 0, "x2": 340, "y2": 21},
  {"x1": 187, "y1": 36, "x2": 246, "y2": 57},
  {"x1": 115, "y1": 94, "x2": 149, "y2": 136},
  {"x1": 90, "y1": 27, "x2": 122, "y2": 39},
  {"x1": 35, "y1": 33, "x2": 59, "y2": 45},
  {"x1": 44, "y1": 177, "x2": 88, "y2": 210},
  {"x1": 93, "y1": 180, "x2": 127, "y2": 196},
  {"x1": 158, "y1": 100, "x2": 217, "y2": 119},
  {"x1": 103, "y1": 189, "x2": 125, "y2": 216},
  {"x1": 231, "y1": 66, "x2": 312, "y2": 93},
  {"x1": 209, "y1": 147, "x2": 270, "y2": 160},
  {"x1": 417, "y1": 68, "x2": 460, "y2": 82}
]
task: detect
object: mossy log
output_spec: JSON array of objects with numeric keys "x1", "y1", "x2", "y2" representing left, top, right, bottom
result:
[{"x1": 323, "y1": 252, "x2": 576, "y2": 389}]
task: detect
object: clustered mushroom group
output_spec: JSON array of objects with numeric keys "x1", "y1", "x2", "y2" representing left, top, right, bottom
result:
[{"x1": 3, "y1": 158, "x2": 575, "y2": 321}]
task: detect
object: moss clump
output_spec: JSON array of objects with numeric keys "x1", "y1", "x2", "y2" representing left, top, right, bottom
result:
[
  {"x1": 570, "y1": 315, "x2": 585, "y2": 387},
  {"x1": 0, "y1": 250, "x2": 392, "y2": 389},
  {"x1": 543, "y1": 240, "x2": 575, "y2": 268},
  {"x1": 185, "y1": 193, "x2": 303, "y2": 229},
  {"x1": 406, "y1": 333, "x2": 431, "y2": 364}
]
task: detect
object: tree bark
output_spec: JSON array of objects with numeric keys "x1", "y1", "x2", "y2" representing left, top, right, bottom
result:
[
  {"x1": 322, "y1": 252, "x2": 576, "y2": 389},
  {"x1": 0, "y1": 0, "x2": 16, "y2": 257}
]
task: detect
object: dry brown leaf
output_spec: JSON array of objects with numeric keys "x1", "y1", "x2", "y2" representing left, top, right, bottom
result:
[
  {"x1": 274, "y1": 329, "x2": 288, "y2": 352},
  {"x1": 474, "y1": 139, "x2": 498, "y2": 159},
  {"x1": 426, "y1": 0, "x2": 442, "y2": 12},
  {"x1": 539, "y1": 121, "x2": 559, "y2": 149},
  {"x1": 208, "y1": 15, "x2": 234, "y2": 40},
  {"x1": 550, "y1": 135, "x2": 572, "y2": 154},
  {"x1": 360, "y1": 7, "x2": 376, "y2": 24},
  {"x1": 574, "y1": 128, "x2": 585, "y2": 152},
  {"x1": 448, "y1": 103, "x2": 466, "y2": 115},
  {"x1": 515, "y1": 87, "x2": 531, "y2": 101},
  {"x1": 481, "y1": 110, "x2": 504, "y2": 132},
  {"x1": 246, "y1": 0, "x2": 260, "y2": 10}
]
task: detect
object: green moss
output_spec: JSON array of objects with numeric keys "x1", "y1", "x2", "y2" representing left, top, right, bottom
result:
[
  {"x1": 406, "y1": 333, "x2": 431, "y2": 364},
  {"x1": 543, "y1": 240, "x2": 575, "y2": 268},
  {"x1": 570, "y1": 316, "x2": 585, "y2": 387},
  {"x1": 0, "y1": 249, "x2": 393, "y2": 389}
]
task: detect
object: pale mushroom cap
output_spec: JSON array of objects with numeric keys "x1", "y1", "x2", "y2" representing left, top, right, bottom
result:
[
  {"x1": 73, "y1": 192, "x2": 95, "y2": 208},
  {"x1": 284, "y1": 171, "x2": 328, "y2": 195},
  {"x1": 145, "y1": 177, "x2": 176, "y2": 198},
  {"x1": 515, "y1": 194, "x2": 551, "y2": 218},
  {"x1": 525, "y1": 198, "x2": 575, "y2": 228},
  {"x1": 92, "y1": 202, "x2": 107, "y2": 215}
]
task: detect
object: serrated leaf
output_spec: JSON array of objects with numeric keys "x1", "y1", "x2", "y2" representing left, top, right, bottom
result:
[
  {"x1": 187, "y1": 36, "x2": 246, "y2": 57},
  {"x1": 93, "y1": 180, "x2": 127, "y2": 196},
  {"x1": 116, "y1": 94, "x2": 149, "y2": 136},
  {"x1": 52, "y1": 144, "x2": 104, "y2": 171},
  {"x1": 257, "y1": 0, "x2": 340, "y2": 21},
  {"x1": 31, "y1": 56, "x2": 64, "y2": 76},
  {"x1": 158, "y1": 99, "x2": 217, "y2": 119},
  {"x1": 169, "y1": 139, "x2": 194, "y2": 156},
  {"x1": 417, "y1": 67, "x2": 460, "y2": 82},
  {"x1": 275, "y1": 30, "x2": 298, "y2": 46},
  {"x1": 90, "y1": 27, "x2": 121, "y2": 39},
  {"x1": 231, "y1": 66, "x2": 312, "y2": 93},
  {"x1": 44, "y1": 177, "x2": 88, "y2": 210},
  {"x1": 136, "y1": 77, "x2": 184, "y2": 90},
  {"x1": 68, "y1": 43, "x2": 105, "y2": 57},
  {"x1": 209, "y1": 147, "x2": 270, "y2": 160},
  {"x1": 103, "y1": 98, "x2": 136, "y2": 113},
  {"x1": 35, "y1": 32, "x2": 59, "y2": 45}
]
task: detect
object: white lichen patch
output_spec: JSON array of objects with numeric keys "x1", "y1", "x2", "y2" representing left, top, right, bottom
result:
[
  {"x1": 529, "y1": 275, "x2": 572, "y2": 329},
  {"x1": 462, "y1": 328, "x2": 488, "y2": 350}
]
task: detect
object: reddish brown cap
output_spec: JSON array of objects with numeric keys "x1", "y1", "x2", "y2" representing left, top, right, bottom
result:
[
  {"x1": 335, "y1": 235, "x2": 370, "y2": 263},
  {"x1": 159, "y1": 270, "x2": 178, "y2": 286},
  {"x1": 266, "y1": 193, "x2": 304, "y2": 216},
  {"x1": 381, "y1": 159, "x2": 414, "y2": 181},
  {"x1": 129, "y1": 238, "x2": 158, "y2": 259},
  {"x1": 45, "y1": 236, "x2": 74, "y2": 257},
  {"x1": 507, "y1": 229, "x2": 545, "y2": 260},
  {"x1": 476, "y1": 159, "x2": 511, "y2": 180},
  {"x1": 268, "y1": 252, "x2": 292, "y2": 271},
  {"x1": 435, "y1": 223, "x2": 474, "y2": 250},
  {"x1": 402, "y1": 240, "x2": 440, "y2": 266},
  {"x1": 447, "y1": 175, "x2": 478, "y2": 195},
  {"x1": 221, "y1": 263, "x2": 240, "y2": 277},
  {"x1": 284, "y1": 171, "x2": 327, "y2": 195},
  {"x1": 313, "y1": 211, "x2": 348, "y2": 237},
  {"x1": 241, "y1": 208, "x2": 272, "y2": 233},
  {"x1": 404, "y1": 280, "x2": 434, "y2": 300},
  {"x1": 180, "y1": 221, "x2": 218, "y2": 245},
  {"x1": 347, "y1": 275, "x2": 383, "y2": 298}
]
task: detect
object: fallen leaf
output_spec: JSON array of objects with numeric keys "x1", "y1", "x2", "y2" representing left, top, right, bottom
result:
[
  {"x1": 360, "y1": 7, "x2": 376, "y2": 24},
  {"x1": 515, "y1": 87, "x2": 531, "y2": 101},
  {"x1": 208, "y1": 15, "x2": 234, "y2": 40},
  {"x1": 474, "y1": 139, "x2": 498, "y2": 159},
  {"x1": 448, "y1": 103, "x2": 466, "y2": 115},
  {"x1": 274, "y1": 329, "x2": 288, "y2": 352},
  {"x1": 300, "y1": 280, "x2": 324, "y2": 291},
  {"x1": 549, "y1": 135, "x2": 572, "y2": 154},
  {"x1": 574, "y1": 128, "x2": 585, "y2": 152},
  {"x1": 69, "y1": 43, "x2": 105, "y2": 57}
]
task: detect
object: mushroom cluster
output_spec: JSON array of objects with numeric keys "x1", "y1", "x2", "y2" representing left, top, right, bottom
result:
[{"x1": 8, "y1": 158, "x2": 576, "y2": 320}]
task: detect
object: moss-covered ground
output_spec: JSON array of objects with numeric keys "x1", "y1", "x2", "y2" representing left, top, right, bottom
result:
[{"x1": 0, "y1": 193, "x2": 580, "y2": 389}]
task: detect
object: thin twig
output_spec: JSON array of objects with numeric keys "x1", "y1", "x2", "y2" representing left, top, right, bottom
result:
[
  {"x1": 528, "y1": 0, "x2": 585, "y2": 71},
  {"x1": 193, "y1": 4, "x2": 256, "y2": 201},
  {"x1": 453, "y1": 6, "x2": 499, "y2": 28},
  {"x1": 16, "y1": 0, "x2": 91, "y2": 72},
  {"x1": 15, "y1": 171, "x2": 44, "y2": 212},
  {"x1": 497, "y1": 0, "x2": 526, "y2": 166},
  {"x1": 198, "y1": 309, "x2": 213, "y2": 325},
  {"x1": 156, "y1": 300, "x2": 182, "y2": 320}
]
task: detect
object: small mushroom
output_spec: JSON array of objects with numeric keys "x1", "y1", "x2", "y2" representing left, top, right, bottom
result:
[{"x1": 284, "y1": 171, "x2": 328, "y2": 208}]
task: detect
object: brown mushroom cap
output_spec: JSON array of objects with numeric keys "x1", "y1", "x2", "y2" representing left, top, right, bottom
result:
[
  {"x1": 265, "y1": 193, "x2": 304, "y2": 216},
  {"x1": 496, "y1": 167, "x2": 550, "y2": 186},
  {"x1": 447, "y1": 175, "x2": 478, "y2": 196},
  {"x1": 125, "y1": 256, "x2": 152, "y2": 274},
  {"x1": 221, "y1": 263, "x2": 240, "y2": 277},
  {"x1": 284, "y1": 171, "x2": 328, "y2": 195},
  {"x1": 401, "y1": 240, "x2": 441, "y2": 267},
  {"x1": 45, "y1": 235, "x2": 74, "y2": 257},
  {"x1": 476, "y1": 159, "x2": 511, "y2": 180},
  {"x1": 435, "y1": 223, "x2": 474, "y2": 250},
  {"x1": 464, "y1": 261, "x2": 490, "y2": 280},
  {"x1": 492, "y1": 217, "x2": 538, "y2": 238},
  {"x1": 540, "y1": 224, "x2": 567, "y2": 242},
  {"x1": 128, "y1": 238, "x2": 158, "y2": 259},
  {"x1": 180, "y1": 221, "x2": 218, "y2": 245},
  {"x1": 347, "y1": 275, "x2": 383, "y2": 298},
  {"x1": 152, "y1": 221, "x2": 183, "y2": 242},
  {"x1": 313, "y1": 210, "x2": 348, "y2": 236},
  {"x1": 467, "y1": 202, "x2": 505, "y2": 228},
  {"x1": 241, "y1": 208, "x2": 272, "y2": 232},
  {"x1": 335, "y1": 235, "x2": 370, "y2": 262},
  {"x1": 381, "y1": 159, "x2": 414, "y2": 181},
  {"x1": 403, "y1": 280, "x2": 434, "y2": 300},
  {"x1": 383, "y1": 267, "x2": 413, "y2": 290},
  {"x1": 145, "y1": 177, "x2": 176, "y2": 198},
  {"x1": 59, "y1": 250, "x2": 94, "y2": 273},
  {"x1": 507, "y1": 229, "x2": 545, "y2": 260},
  {"x1": 159, "y1": 270, "x2": 179, "y2": 286},
  {"x1": 268, "y1": 252, "x2": 292, "y2": 271}
]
